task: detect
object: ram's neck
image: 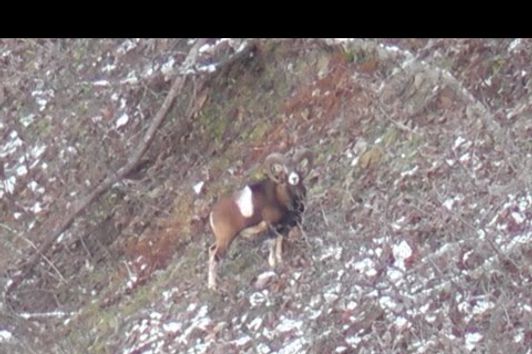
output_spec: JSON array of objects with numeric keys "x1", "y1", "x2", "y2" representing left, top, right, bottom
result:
[{"x1": 273, "y1": 183, "x2": 292, "y2": 210}]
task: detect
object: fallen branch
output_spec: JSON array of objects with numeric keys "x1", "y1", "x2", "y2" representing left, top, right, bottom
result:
[{"x1": 6, "y1": 39, "x2": 208, "y2": 294}]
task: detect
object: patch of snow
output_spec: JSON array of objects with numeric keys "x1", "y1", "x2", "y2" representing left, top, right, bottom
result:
[
  {"x1": 247, "y1": 317, "x2": 262, "y2": 331},
  {"x1": 509, "y1": 38, "x2": 521, "y2": 52},
  {"x1": 347, "y1": 301, "x2": 357, "y2": 310},
  {"x1": 463, "y1": 249, "x2": 474, "y2": 263},
  {"x1": 518, "y1": 196, "x2": 530, "y2": 212},
  {"x1": 278, "y1": 338, "x2": 306, "y2": 354},
  {"x1": 250, "y1": 291, "x2": 267, "y2": 307},
  {"x1": 0, "y1": 330, "x2": 13, "y2": 342},
  {"x1": 102, "y1": 63, "x2": 116, "y2": 73},
  {"x1": 419, "y1": 302, "x2": 430, "y2": 314},
  {"x1": 346, "y1": 335, "x2": 362, "y2": 346},
  {"x1": 198, "y1": 43, "x2": 213, "y2": 54},
  {"x1": 335, "y1": 346, "x2": 348, "y2": 353},
  {"x1": 472, "y1": 300, "x2": 494, "y2": 315},
  {"x1": 401, "y1": 165, "x2": 418, "y2": 177},
  {"x1": 459, "y1": 152, "x2": 470, "y2": 163},
  {"x1": 186, "y1": 303, "x2": 197, "y2": 313},
  {"x1": 196, "y1": 64, "x2": 217, "y2": 73},
  {"x1": 394, "y1": 316, "x2": 409, "y2": 329},
  {"x1": 232, "y1": 335, "x2": 252, "y2": 346},
  {"x1": 30, "y1": 202, "x2": 42, "y2": 214},
  {"x1": 319, "y1": 245, "x2": 343, "y2": 261},
  {"x1": 240, "y1": 313, "x2": 248, "y2": 323},
  {"x1": 178, "y1": 305, "x2": 211, "y2": 344},
  {"x1": 116, "y1": 113, "x2": 129, "y2": 129},
  {"x1": 91, "y1": 115, "x2": 103, "y2": 123},
  {"x1": 1, "y1": 131, "x2": 23, "y2": 158},
  {"x1": 31, "y1": 144, "x2": 46, "y2": 159},
  {"x1": 391, "y1": 216, "x2": 406, "y2": 230},
  {"x1": 309, "y1": 294, "x2": 321, "y2": 307},
  {"x1": 351, "y1": 257, "x2": 377, "y2": 277},
  {"x1": 255, "y1": 270, "x2": 277, "y2": 288},
  {"x1": 20, "y1": 311, "x2": 70, "y2": 319},
  {"x1": 307, "y1": 308, "x2": 322, "y2": 320},
  {"x1": 379, "y1": 296, "x2": 397, "y2": 310},
  {"x1": 501, "y1": 233, "x2": 531, "y2": 253},
  {"x1": 275, "y1": 316, "x2": 303, "y2": 334},
  {"x1": 92, "y1": 80, "x2": 111, "y2": 87},
  {"x1": 256, "y1": 343, "x2": 271, "y2": 354},
  {"x1": 387, "y1": 268, "x2": 404, "y2": 283},
  {"x1": 3, "y1": 176, "x2": 17, "y2": 194},
  {"x1": 425, "y1": 313, "x2": 437, "y2": 323},
  {"x1": 162, "y1": 287, "x2": 178, "y2": 302},
  {"x1": 235, "y1": 40, "x2": 249, "y2": 53},
  {"x1": 161, "y1": 57, "x2": 175, "y2": 76},
  {"x1": 443, "y1": 198, "x2": 454, "y2": 211},
  {"x1": 324, "y1": 292, "x2": 339, "y2": 304},
  {"x1": 453, "y1": 136, "x2": 467, "y2": 150},
  {"x1": 36, "y1": 97, "x2": 48, "y2": 111},
  {"x1": 117, "y1": 39, "x2": 137, "y2": 55},
  {"x1": 464, "y1": 332, "x2": 482, "y2": 351},
  {"x1": 511, "y1": 211, "x2": 525, "y2": 224},
  {"x1": 193, "y1": 181, "x2": 204, "y2": 195},
  {"x1": 443, "y1": 194, "x2": 464, "y2": 211},
  {"x1": 121, "y1": 71, "x2": 138, "y2": 85},
  {"x1": 150, "y1": 312, "x2": 162, "y2": 320},
  {"x1": 393, "y1": 240, "x2": 412, "y2": 271},
  {"x1": 514, "y1": 329, "x2": 524, "y2": 343},
  {"x1": 20, "y1": 113, "x2": 36, "y2": 127}
]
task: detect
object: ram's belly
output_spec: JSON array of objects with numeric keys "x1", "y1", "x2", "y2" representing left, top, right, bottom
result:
[{"x1": 239, "y1": 221, "x2": 268, "y2": 239}]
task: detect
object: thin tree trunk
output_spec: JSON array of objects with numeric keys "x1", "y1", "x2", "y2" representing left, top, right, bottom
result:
[{"x1": 6, "y1": 39, "x2": 208, "y2": 293}]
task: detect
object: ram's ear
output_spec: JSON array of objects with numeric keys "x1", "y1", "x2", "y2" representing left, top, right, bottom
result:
[{"x1": 293, "y1": 149, "x2": 313, "y2": 178}]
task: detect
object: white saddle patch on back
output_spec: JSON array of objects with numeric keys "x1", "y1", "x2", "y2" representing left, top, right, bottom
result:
[
  {"x1": 236, "y1": 185, "x2": 254, "y2": 218},
  {"x1": 288, "y1": 172, "x2": 300, "y2": 185}
]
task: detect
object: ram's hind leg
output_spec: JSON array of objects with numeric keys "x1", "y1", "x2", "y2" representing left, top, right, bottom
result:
[{"x1": 208, "y1": 244, "x2": 219, "y2": 290}]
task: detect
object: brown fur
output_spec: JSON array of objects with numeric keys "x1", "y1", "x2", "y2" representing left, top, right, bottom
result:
[{"x1": 208, "y1": 150, "x2": 313, "y2": 290}]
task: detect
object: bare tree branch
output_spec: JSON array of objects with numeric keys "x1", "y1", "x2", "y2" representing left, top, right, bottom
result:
[{"x1": 5, "y1": 39, "x2": 209, "y2": 294}]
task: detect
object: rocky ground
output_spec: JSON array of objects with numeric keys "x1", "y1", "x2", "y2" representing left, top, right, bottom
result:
[{"x1": 0, "y1": 38, "x2": 530, "y2": 353}]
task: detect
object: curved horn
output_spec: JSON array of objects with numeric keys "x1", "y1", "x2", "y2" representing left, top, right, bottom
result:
[
  {"x1": 293, "y1": 148, "x2": 314, "y2": 177},
  {"x1": 265, "y1": 153, "x2": 288, "y2": 183}
]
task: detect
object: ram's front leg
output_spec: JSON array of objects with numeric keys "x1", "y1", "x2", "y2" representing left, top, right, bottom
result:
[{"x1": 268, "y1": 233, "x2": 283, "y2": 268}]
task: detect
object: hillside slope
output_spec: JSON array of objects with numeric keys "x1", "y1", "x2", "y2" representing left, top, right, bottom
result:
[{"x1": 1, "y1": 39, "x2": 530, "y2": 353}]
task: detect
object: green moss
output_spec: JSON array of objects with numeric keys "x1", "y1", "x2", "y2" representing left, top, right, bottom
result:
[
  {"x1": 489, "y1": 57, "x2": 505, "y2": 76},
  {"x1": 33, "y1": 115, "x2": 53, "y2": 135},
  {"x1": 382, "y1": 126, "x2": 399, "y2": 147},
  {"x1": 198, "y1": 107, "x2": 229, "y2": 145},
  {"x1": 247, "y1": 121, "x2": 270, "y2": 142},
  {"x1": 344, "y1": 50, "x2": 356, "y2": 63}
]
